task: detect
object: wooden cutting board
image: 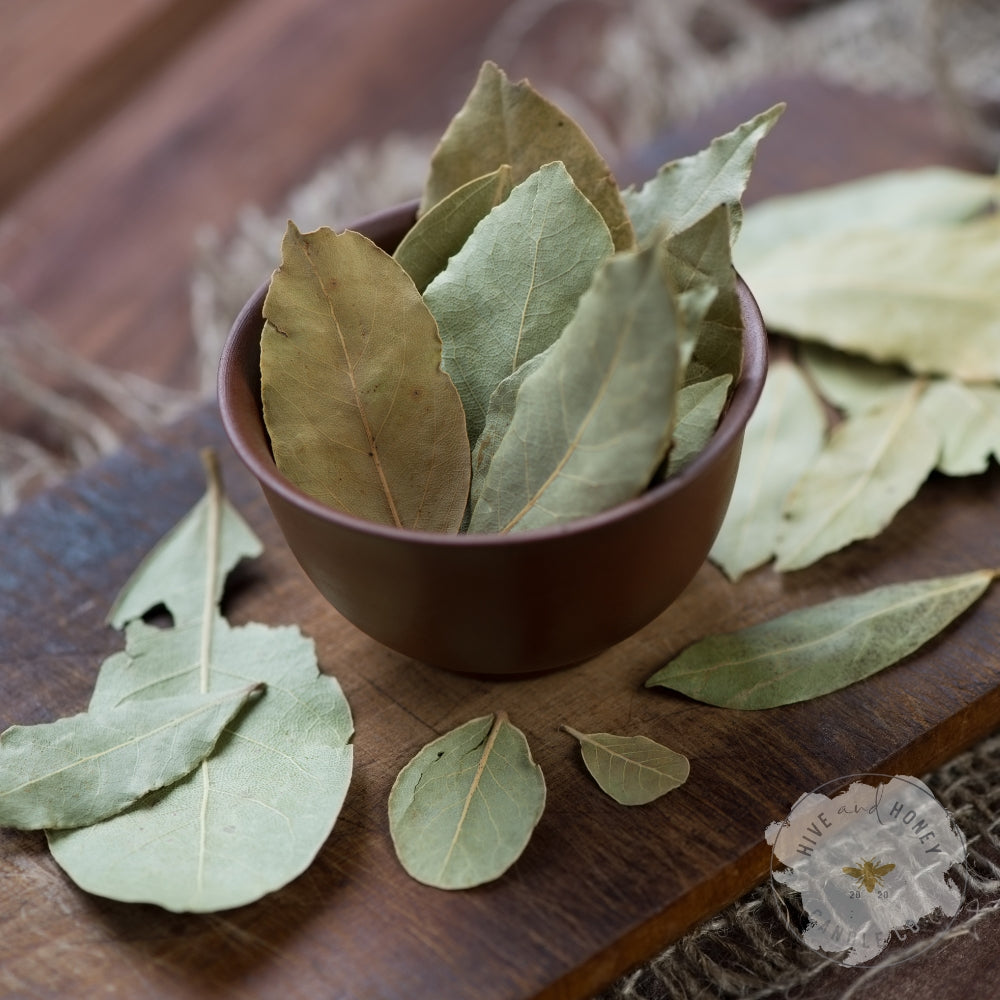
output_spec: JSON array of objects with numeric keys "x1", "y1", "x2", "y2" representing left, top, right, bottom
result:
[{"x1": 3, "y1": 80, "x2": 999, "y2": 1000}]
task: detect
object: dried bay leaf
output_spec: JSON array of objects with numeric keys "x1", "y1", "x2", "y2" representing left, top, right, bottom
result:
[
  {"x1": 419, "y1": 60, "x2": 634, "y2": 251},
  {"x1": 646, "y1": 570, "x2": 995, "y2": 709},
  {"x1": 561, "y1": 726, "x2": 689, "y2": 806},
  {"x1": 666, "y1": 374, "x2": 733, "y2": 477},
  {"x1": 48, "y1": 455, "x2": 354, "y2": 913},
  {"x1": 394, "y1": 165, "x2": 514, "y2": 293},
  {"x1": 920, "y1": 379, "x2": 1000, "y2": 476},
  {"x1": 710, "y1": 361, "x2": 826, "y2": 581},
  {"x1": 800, "y1": 341, "x2": 914, "y2": 417},
  {"x1": 261, "y1": 222, "x2": 469, "y2": 532},
  {"x1": 0, "y1": 684, "x2": 261, "y2": 831},
  {"x1": 775, "y1": 381, "x2": 938, "y2": 571},
  {"x1": 737, "y1": 213, "x2": 1000, "y2": 382},
  {"x1": 387, "y1": 712, "x2": 545, "y2": 890},
  {"x1": 660, "y1": 204, "x2": 742, "y2": 386},
  {"x1": 467, "y1": 238, "x2": 689, "y2": 533},
  {"x1": 735, "y1": 166, "x2": 1000, "y2": 263},
  {"x1": 425, "y1": 161, "x2": 614, "y2": 447},
  {"x1": 623, "y1": 103, "x2": 785, "y2": 245}
]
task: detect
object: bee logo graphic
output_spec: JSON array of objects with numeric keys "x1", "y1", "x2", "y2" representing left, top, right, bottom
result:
[{"x1": 843, "y1": 857, "x2": 896, "y2": 893}]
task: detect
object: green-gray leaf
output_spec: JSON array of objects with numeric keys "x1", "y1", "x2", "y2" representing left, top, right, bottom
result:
[
  {"x1": 623, "y1": 103, "x2": 785, "y2": 245},
  {"x1": 47, "y1": 459, "x2": 354, "y2": 913},
  {"x1": 387, "y1": 712, "x2": 545, "y2": 890},
  {"x1": 394, "y1": 165, "x2": 514, "y2": 292},
  {"x1": 561, "y1": 726, "x2": 689, "y2": 806},
  {"x1": 646, "y1": 570, "x2": 995, "y2": 709},
  {"x1": 710, "y1": 361, "x2": 826, "y2": 581},
  {"x1": 737, "y1": 213, "x2": 1000, "y2": 382},
  {"x1": 425, "y1": 161, "x2": 614, "y2": 447},
  {"x1": 775, "y1": 381, "x2": 938, "y2": 571},
  {"x1": 799, "y1": 342, "x2": 914, "y2": 416},
  {"x1": 666, "y1": 374, "x2": 733, "y2": 477},
  {"x1": 261, "y1": 222, "x2": 470, "y2": 532},
  {"x1": 735, "y1": 166, "x2": 1000, "y2": 264},
  {"x1": 468, "y1": 238, "x2": 687, "y2": 533},
  {"x1": 660, "y1": 204, "x2": 743, "y2": 386},
  {"x1": 0, "y1": 684, "x2": 261, "y2": 831},
  {"x1": 419, "y1": 61, "x2": 634, "y2": 251},
  {"x1": 918, "y1": 378, "x2": 1000, "y2": 476}
]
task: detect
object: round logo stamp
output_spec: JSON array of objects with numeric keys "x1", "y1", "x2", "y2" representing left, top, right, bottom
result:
[{"x1": 766, "y1": 773, "x2": 967, "y2": 967}]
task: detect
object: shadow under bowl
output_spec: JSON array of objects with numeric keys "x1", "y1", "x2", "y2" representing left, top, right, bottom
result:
[{"x1": 218, "y1": 202, "x2": 768, "y2": 676}]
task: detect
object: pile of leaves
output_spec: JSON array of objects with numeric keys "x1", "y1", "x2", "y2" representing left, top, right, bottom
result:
[{"x1": 259, "y1": 62, "x2": 784, "y2": 534}]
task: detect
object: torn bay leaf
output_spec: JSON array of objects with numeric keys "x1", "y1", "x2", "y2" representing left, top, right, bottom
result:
[
  {"x1": 394, "y1": 165, "x2": 514, "y2": 293},
  {"x1": 737, "y1": 213, "x2": 1000, "y2": 382},
  {"x1": 47, "y1": 455, "x2": 354, "y2": 913},
  {"x1": 425, "y1": 161, "x2": 614, "y2": 447},
  {"x1": 561, "y1": 726, "x2": 689, "y2": 806},
  {"x1": 710, "y1": 360, "x2": 826, "y2": 581},
  {"x1": 646, "y1": 569, "x2": 995, "y2": 709},
  {"x1": 775, "y1": 381, "x2": 938, "y2": 571},
  {"x1": 0, "y1": 684, "x2": 261, "y2": 831},
  {"x1": 387, "y1": 712, "x2": 545, "y2": 890},
  {"x1": 419, "y1": 60, "x2": 634, "y2": 251},
  {"x1": 467, "y1": 237, "x2": 689, "y2": 533},
  {"x1": 624, "y1": 102, "x2": 785, "y2": 245},
  {"x1": 261, "y1": 222, "x2": 470, "y2": 532}
]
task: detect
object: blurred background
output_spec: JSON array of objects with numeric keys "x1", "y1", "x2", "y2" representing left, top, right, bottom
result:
[{"x1": 1, "y1": 0, "x2": 998, "y2": 511}]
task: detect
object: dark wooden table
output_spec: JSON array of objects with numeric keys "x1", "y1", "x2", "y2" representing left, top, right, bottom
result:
[{"x1": 4, "y1": 3, "x2": 1000, "y2": 998}]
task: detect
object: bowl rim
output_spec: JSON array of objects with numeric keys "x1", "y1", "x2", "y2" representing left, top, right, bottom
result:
[{"x1": 217, "y1": 205, "x2": 768, "y2": 549}]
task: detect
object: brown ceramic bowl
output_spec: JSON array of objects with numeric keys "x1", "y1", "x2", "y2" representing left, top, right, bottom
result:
[{"x1": 218, "y1": 202, "x2": 768, "y2": 675}]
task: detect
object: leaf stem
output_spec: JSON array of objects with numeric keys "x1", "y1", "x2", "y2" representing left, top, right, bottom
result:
[{"x1": 199, "y1": 448, "x2": 222, "y2": 694}]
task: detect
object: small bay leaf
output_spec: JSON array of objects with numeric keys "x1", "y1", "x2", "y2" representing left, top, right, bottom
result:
[
  {"x1": 425, "y1": 161, "x2": 614, "y2": 447},
  {"x1": 735, "y1": 166, "x2": 1000, "y2": 264},
  {"x1": 710, "y1": 361, "x2": 826, "y2": 581},
  {"x1": 261, "y1": 222, "x2": 470, "y2": 532},
  {"x1": 736, "y1": 213, "x2": 1000, "y2": 381},
  {"x1": 394, "y1": 165, "x2": 514, "y2": 292},
  {"x1": 419, "y1": 61, "x2": 634, "y2": 251},
  {"x1": 799, "y1": 342, "x2": 914, "y2": 416},
  {"x1": 387, "y1": 712, "x2": 545, "y2": 890},
  {"x1": 775, "y1": 381, "x2": 938, "y2": 571},
  {"x1": 0, "y1": 684, "x2": 261, "y2": 831},
  {"x1": 665, "y1": 374, "x2": 733, "y2": 477},
  {"x1": 623, "y1": 103, "x2": 785, "y2": 245},
  {"x1": 646, "y1": 570, "x2": 995, "y2": 709},
  {"x1": 467, "y1": 238, "x2": 687, "y2": 533},
  {"x1": 47, "y1": 455, "x2": 354, "y2": 913},
  {"x1": 561, "y1": 726, "x2": 690, "y2": 806}
]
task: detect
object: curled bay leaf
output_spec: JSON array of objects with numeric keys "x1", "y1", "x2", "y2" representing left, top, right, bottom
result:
[
  {"x1": 387, "y1": 712, "x2": 545, "y2": 890},
  {"x1": 48, "y1": 455, "x2": 354, "y2": 913},
  {"x1": 646, "y1": 569, "x2": 995, "y2": 709},
  {"x1": 775, "y1": 380, "x2": 938, "y2": 571},
  {"x1": 468, "y1": 238, "x2": 688, "y2": 533},
  {"x1": 420, "y1": 60, "x2": 634, "y2": 251},
  {"x1": 623, "y1": 103, "x2": 785, "y2": 245},
  {"x1": 0, "y1": 684, "x2": 261, "y2": 831},
  {"x1": 425, "y1": 161, "x2": 614, "y2": 447},
  {"x1": 737, "y1": 213, "x2": 1000, "y2": 382},
  {"x1": 561, "y1": 726, "x2": 690, "y2": 806},
  {"x1": 710, "y1": 361, "x2": 826, "y2": 581},
  {"x1": 394, "y1": 165, "x2": 514, "y2": 293},
  {"x1": 261, "y1": 222, "x2": 470, "y2": 532}
]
